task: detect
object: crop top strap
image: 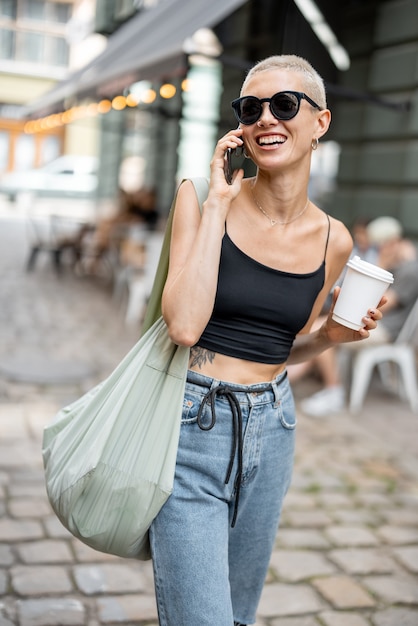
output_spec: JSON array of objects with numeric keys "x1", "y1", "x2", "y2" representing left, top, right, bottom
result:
[{"x1": 324, "y1": 214, "x2": 331, "y2": 261}]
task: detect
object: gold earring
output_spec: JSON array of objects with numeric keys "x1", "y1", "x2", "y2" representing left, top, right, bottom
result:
[{"x1": 311, "y1": 138, "x2": 319, "y2": 150}]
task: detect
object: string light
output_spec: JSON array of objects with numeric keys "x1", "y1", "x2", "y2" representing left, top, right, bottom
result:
[
  {"x1": 97, "y1": 99, "x2": 112, "y2": 114},
  {"x1": 160, "y1": 83, "x2": 176, "y2": 99},
  {"x1": 24, "y1": 80, "x2": 185, "y2": 134},
  {"x1": 112, "y1": 95, "x2": 127, "y2": 110}
]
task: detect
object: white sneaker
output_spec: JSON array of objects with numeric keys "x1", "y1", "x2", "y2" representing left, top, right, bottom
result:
[{"x1": 300, "y1": 385, "x2": 345, "y2": 417}]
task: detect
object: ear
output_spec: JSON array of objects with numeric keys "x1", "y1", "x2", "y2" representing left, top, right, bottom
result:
[{"x1": 315, "y1": 108, "x2": 331, "y2": 139}]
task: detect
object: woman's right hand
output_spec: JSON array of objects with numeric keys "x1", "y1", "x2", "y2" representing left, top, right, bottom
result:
[{"x1": 208, "y1": 128, "x2": 245, "y2": 203}]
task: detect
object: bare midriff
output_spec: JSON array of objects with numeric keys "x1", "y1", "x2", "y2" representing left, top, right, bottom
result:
[{"x1": 188, "y1": 348, "x2": 286, "y2": 385}]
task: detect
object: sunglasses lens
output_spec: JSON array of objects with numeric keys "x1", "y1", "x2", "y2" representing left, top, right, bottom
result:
[
  {"x1": 271, "y1": 93, "x2": 300, "y2": 120},
  {"x1": 236, "y1": 97, "x2": 262, "y2": 125}
]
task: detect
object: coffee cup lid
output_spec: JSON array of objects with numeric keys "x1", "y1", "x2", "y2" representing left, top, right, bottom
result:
[{"x1": 346, "y1": 256, "x2": 394, "y2": 283}]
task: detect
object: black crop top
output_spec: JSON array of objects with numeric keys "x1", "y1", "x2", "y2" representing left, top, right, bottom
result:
[{"x1": 195, "y1": 217, "x2": 330, "y2": 364}]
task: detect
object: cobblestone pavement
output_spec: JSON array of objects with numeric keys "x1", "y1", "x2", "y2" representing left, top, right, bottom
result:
[{"x1": 0, "y1": 201, "x2": 417, "y2": 626}]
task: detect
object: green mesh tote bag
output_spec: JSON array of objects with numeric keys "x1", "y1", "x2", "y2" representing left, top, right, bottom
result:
[{"x1": 42, "y1": 178, "x2": 209, "y2": 560}]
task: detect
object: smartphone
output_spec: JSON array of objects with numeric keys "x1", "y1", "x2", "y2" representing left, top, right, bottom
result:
[{"x1": 224, "y1": 146, "x2": 244, "y2": 185}]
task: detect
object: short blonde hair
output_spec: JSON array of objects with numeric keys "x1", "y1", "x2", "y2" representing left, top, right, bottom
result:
[{"x1": 241, "y1": 55, "x2": 327, "y2": 110}]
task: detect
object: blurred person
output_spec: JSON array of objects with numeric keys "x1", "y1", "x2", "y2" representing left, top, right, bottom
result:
[
  {"x1": 296, "y1": 216, "x2": 418, "y2": 417},
  {"x1": 61, "y1": 187, "x2": 160, "y2": 274},
  {"x1": 149, "y1": 55, "x2": 385, "y2": 626},
  {"x1": 351, "y1": 216, "x2": 379, "y2": 264}
]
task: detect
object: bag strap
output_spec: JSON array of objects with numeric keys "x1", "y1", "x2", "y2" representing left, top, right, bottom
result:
[{"x1": 140, "y1": 177, "x2": 209, "y2": 335}]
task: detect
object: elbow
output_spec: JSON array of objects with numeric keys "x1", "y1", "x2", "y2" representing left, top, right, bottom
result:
[{"x1": 165, "y1": 321, "x2": 201, "y2": 347}]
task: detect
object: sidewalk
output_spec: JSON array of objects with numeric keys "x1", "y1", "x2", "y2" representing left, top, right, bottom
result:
[{"x1": 0, "y1": 202, "x2": 417, "y2": 626}]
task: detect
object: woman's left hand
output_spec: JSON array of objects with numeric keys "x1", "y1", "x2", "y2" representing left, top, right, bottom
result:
[{"x1": 321, "y1": 286, "x2": 386, "y2": 345}]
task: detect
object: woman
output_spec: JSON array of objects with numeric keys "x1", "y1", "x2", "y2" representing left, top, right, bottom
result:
[{"x1": 149, "y1": 55, "x2": 384, "y2": 626}]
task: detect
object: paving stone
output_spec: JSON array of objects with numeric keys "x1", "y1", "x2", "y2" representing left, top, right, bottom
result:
[
  {"x1": 97, "y1": 594, "x2": 158, "y2": 623},
  {"x1": 319, "y1": 611, "x2": 371, "y2": 626},
  {"x1": 0, "y1": 519, "x2": 44, "y2": 541},
  {"x1": 355, "y1": 493, "x2": 395, "y2": 507},
  {"x1": 377, "y1": 525, "x2": 418, "y2": 545},
  {"x1": 8, "y1": 497, "x2": 51, "y2": 518},
  {"x1": 43, "y1": 515, "x2": 73, "y2": 539},
  {"x1": 331, "y1": 509, "x2": 382, "y2": 526},
  {"x1": 325, "y1": 526, "x2": 380, "y2": 547},
  {"x1": 0, "y1": 406, "x2": 27, "y2": 438},
  {"x1": 257, "y1": 583, "x2": 325, "y2": 617},
  {"x1": 74, "y1": 563, "x2": 147, "y2": 595},
  {"x1": 371, "y1": 607, "x2": 418, "y2": 626},
  {"x1": 7, "y1": 483, "x2": 47, "y2": 498},
  {"x1": 316, "y1": 493, "x2": 355, "y2": 508},
  {"x1": 269, "y1": 550, "x2": 337, "y2": 582},
  {"x1": 282, "y1": 492, "x2": 317, "y2": 509},
  {"x1": 312, "y1": 576, "x2": 375, "y2": 609},
  {"x1": 0, "y1": 569, "x2": 7, "y2": 595},
  {"x1": 381, "y1": 508, "x2": 418, "y2": 525},
  {"x1": 0, "y1": 443, "x2": 41, "y2": 469},
  {"x1": 397, "y1": 493, "x2": 418, "y2": 508},
  {"x1": 283, "y1": 510, "x2": 333, "y2": 527},
  {"x1": 11, "y1": 469, "x2": 46, "y2": 484},
  {"x1": 328, "y1": 548, "x2": 398, "y2": 575},
  {"x1": 392, "y1": 546, "x2": 418, "y2": 573},
  {"x1": 363, "y1": 574, "x2": 418, "y2": 604},
  {"x1": 291, "y1": 471, "x2": 344, "y2": 490},
  {"x1": 16, "y1": 539, "x2": 73, "y2": 564},
  {"x1": 17, "y1": 598, "x2": 85, "y2": 626},
  {"x1": 275, "y1": 529, "x2": 331, "y2": 549},
  {"x1": 72, "y1": 541, "x2": 120, "y2": 563},
  {"x1": 11, "y1": 565, "x2": 73, "y2": 595},
  {"x1": 0, "y1": 544, "x2": 14, "y2": 566},
  {"x1": 270, "y1": 618, "x2": 320, "y2": 626}
]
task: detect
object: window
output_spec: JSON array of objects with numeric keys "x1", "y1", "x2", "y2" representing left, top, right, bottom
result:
[
  {"x1": 49, "y1": 33, "x2": 68, "y2": 65},
  {"x1": 0, "y1": 0, "x2": 17, "y2": 19},
  {"x1": 20, "y1": 1, "x2": 71, "y2": 23},
  {"x1": 0, "y1": 0, "x2": 71, "y2": 67},
  {"x1": 22, "y1": 0, "x2": 45, "y2": 20},
  {"x1": 0, "y1": 27, "x2": 14, "y2": 57},
  {"x1": 16, "y1": 29, "x2": 43, "y2": 61}
]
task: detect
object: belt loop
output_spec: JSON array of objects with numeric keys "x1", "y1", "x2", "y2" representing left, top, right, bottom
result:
[{"x1": 272, "y1": 370, "x2": 287, "y2": 405}]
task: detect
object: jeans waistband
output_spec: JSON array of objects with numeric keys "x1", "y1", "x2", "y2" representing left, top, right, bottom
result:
[
  {"x1": 185, "y1": 369, "x2": 288, "y2": 528},
  {"x1": 186, "y1": 369, "x2": 288, "y2": 397}
]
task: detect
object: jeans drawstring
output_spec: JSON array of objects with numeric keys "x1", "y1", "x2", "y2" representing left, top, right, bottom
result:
[{"x1": 195, "y1": 380, "x2": 283, "y2": 527}]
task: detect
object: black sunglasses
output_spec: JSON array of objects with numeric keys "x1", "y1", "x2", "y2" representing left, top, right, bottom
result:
[{"x1": 231, "y1": 90, "x2": 322, "y2": 125}]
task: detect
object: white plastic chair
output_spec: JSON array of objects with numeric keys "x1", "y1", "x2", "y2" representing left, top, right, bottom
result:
[{"x1": 345, "y1": 298, "x2": 418, "y2": 413}]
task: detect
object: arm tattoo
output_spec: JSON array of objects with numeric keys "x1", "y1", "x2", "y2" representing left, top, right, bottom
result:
[{"x1": 189, "y1": 346, "x2": 216, "y2": 369}]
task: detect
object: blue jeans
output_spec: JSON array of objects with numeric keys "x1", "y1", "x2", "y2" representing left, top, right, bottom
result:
[{"x1": 150, "y1": 369, "x2": 296, "y2": 626}]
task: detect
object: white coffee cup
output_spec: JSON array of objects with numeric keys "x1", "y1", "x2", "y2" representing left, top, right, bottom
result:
[{"x1": 332, "y1": 256, "x2": 394, "y2": 331}]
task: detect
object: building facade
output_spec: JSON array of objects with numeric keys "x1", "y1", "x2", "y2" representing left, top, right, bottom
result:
[{"x1": 2, "y1": 0, "x2": 417, "y2": 238}]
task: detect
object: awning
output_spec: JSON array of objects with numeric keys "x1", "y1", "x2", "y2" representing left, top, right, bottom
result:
[{"x1": 24, "y1": 0, "x2": 247, "y2": 118}]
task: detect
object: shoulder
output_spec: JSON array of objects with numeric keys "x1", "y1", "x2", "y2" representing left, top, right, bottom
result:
[
  {"x1": 172, "y1": 179, "x2": 204, "y2": 229},
  {"x1": 327, "y1": 214, "x2": 353, "y2": 258},
  {"x1": 310, "y1": 208, "x2": 352, "y2": 258}
]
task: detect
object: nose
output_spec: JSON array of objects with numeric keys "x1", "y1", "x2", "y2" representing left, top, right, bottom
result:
[{"x1": 257, "y1": 101, "x2": 277, "y2": 125}]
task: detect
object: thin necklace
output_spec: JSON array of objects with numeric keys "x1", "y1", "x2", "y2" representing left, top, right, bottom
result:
[{"x1": 251, "y1": 185, "x2": 310, "y2": 226}]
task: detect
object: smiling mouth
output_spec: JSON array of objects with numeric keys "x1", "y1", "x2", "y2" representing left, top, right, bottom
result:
[{"x1": 257, "y1": 135, "x2": 286, "y2": 146}]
